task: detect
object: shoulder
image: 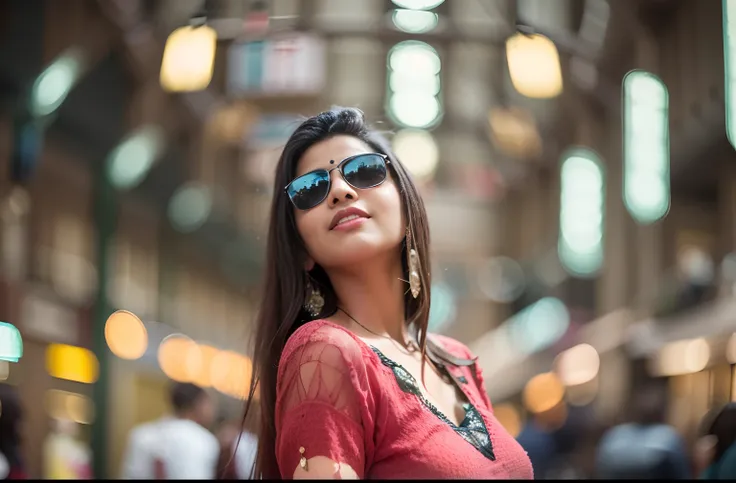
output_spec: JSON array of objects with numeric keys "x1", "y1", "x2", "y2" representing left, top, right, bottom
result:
[
  {"x1": 429, "y1": 333, "x2": 476, "y2": 360},
  {"x1": 280, "y1": 319, "x2": 369, "y2": 368},
  {"x1": 128, "y1": 421, "x2": 159, "y2": 444},
  {"x1": 277, "y1": 320, "x2": 375, "y2": 394},
  {"x1": 0, "y1": 452, "x2": 7, "y2": 480},
  {"x1": 599, "y1": 424, "x2": 635, "y2": 447},
  {"x1": 193, "y1": 423, "x2": 220, "y2": 453},
  {"x1": 237, "y1": 431, "x2": 258, "y2": 450},
  {"x1": 648, "y1": 424, "x2": 684, "y2": 447}
]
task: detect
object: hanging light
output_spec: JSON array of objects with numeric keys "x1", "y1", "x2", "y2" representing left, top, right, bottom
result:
[
  {"x1": 107, "y1": 125, "x2": 165, "y2": 190},
  {"x1": 30, "y1": 48, "x2": 85, "y2": 118},
  {"x1": 506, "y1": 32, "x2": 563, "y2": 99},
  {"x1": 160, "y1": 20, "x2": 218, "y2": 93},
  {"x1": 0, "y1": 322, "x2": 22, "y2": 363}
]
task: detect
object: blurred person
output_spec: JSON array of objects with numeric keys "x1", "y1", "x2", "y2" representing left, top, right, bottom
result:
[
  {"x1": 0, "y1": 384, "x2": 25, "y2": 480},
  {"x1": 215, "y1": 419, "x2": 239, "y2": 479},
  {"x1": 516, "y1": 419, "x2": 557, "y2": 478},
  {"x1": 43, "y1": 418, "x2": 92, "y2": 480},
  {"x1": 518, "y1": 403, "x2": 588, "y2": 479},
  {"x1": 216, "y1": 419, "x2": 258, "y2": 480},
  {"x1": 121, "y1": 383, "x2": 218, "y2": 480},
  {"x1": 698, "y1": 402, "x2": 736, "y2": 479},
  {"x1": 595, "y1": 386, "x2": 690, "y2": 479},
  {"x1": 120, "y1": 414, "x2": 172, "y2": 479},
  {"x1": 153, "y1": 383, "x2": 219, "y2": 479},
  {"x1": 241, "y1": 107, "x2": 534, "y2": 479},
  {"x1": 232, "y1": 428, "x2": 258, "y2": 479},
  {"x1": 0, "y1": 452, "x2": 7, "y2": 480}
]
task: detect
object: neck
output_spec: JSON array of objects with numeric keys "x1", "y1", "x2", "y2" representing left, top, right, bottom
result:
[
  {"x1": 176, "y1": 412, "x2": 197, "y2": 424},
  {"x1": 325, "y1": 252, "x2": 408, "y2": 342}
]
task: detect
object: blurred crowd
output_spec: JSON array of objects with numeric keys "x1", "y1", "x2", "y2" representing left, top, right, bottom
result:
[
  {"x1": 0, "y1": 381, "x2": 258, "y2": 480},
  {"x1": 3, "y1": 378, "x2": 736, "y2": 479}
]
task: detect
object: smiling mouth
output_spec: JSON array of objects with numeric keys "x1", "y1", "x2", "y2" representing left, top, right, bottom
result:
[{"x1": 333, "y1": 214, "x2": 365, "y2": 227}]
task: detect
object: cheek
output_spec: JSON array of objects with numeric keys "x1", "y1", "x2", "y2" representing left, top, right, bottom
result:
[
  {"x1": 374, "y1": 185, "x2": 405, "y2": 232},
  {"x1": 295, "y1": 210, "x2": 322, "y2": 253}
]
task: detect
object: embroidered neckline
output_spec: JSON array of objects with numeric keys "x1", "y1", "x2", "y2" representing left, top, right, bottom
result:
[{"x1": 370, "y1": 346, "x2": 495, "y2": 461}]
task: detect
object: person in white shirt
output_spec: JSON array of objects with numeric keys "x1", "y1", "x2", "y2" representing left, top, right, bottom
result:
[
  {"x1": 120, "y1": 416, "x2": 172, "y2": 479},
  {"x1": 0, "y1": 451, "x2": 8, "y2": 480},
  {"x1": 121, "y1": 383, "x2": 219, "y2": 480},
  {"x1": 233, "y1": 430, "x2": 258, "y2": 479}
]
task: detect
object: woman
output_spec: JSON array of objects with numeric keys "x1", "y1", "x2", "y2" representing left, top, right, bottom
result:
[
  {"x1": 241, "y1": 107, "x2": 533, "y2": 479},
  {"x1": 699, "y1": 403, "x2": 736, "y2": 479}
]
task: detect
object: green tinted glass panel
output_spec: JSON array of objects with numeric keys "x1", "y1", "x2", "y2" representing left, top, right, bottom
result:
[
  {"x1": 558, "y1": 147, "x2": 605, "y2": 277},
  {"x1": 724, "y1": 0, "x2": 736, "y2": 148},
  {"x1": 622, "y1": 70, "x2": 670, "y2": 225}
]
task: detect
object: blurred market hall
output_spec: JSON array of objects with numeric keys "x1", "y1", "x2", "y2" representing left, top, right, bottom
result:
[{"x1": 0, "y1": 0, "x2": 735, "y2": 479}]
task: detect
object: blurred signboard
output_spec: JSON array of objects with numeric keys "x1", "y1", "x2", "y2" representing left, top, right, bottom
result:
[
  {"x1": 241, "y1": 114, "x2": 301, "y2": 187},
  {"x1": 21, "y1": 290, "x2": 81, "y2": 346},
  {"x1": 247, "y1": 114, "x2": 300, "y2": 149},
  {"x1": 228, "y1": 33, "x2": 326, "y2": 97}
]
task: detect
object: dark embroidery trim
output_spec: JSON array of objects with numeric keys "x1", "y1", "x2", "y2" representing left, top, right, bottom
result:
[{"x1": 371, "y1": 347, "x2": 496, "y2": 461}]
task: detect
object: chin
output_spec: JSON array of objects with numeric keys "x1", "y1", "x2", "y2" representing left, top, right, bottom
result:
[{"x1": 316, "y1": 237, "x2": 398, "y2": 269}]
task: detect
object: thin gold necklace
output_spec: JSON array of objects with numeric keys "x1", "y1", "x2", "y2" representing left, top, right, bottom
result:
[
  {"x1": 337, "y1": 307, "x2": 453, "y2": 385},
  {"x1": 337, "y1": 307, "x2": 418, "y2": 353}
]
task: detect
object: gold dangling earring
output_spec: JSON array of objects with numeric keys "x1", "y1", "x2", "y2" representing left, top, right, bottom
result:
[
  {"x1": 304, "y1": 276, "x2": 325, "y2": 318},
  {"x1": 406, "y1": 227, "x2": 421, "y2": 299}
]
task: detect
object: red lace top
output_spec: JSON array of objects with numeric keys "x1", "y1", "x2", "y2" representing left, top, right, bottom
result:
[{"x1": 275, "y1": 320, "x2": 534, "y2": 479}]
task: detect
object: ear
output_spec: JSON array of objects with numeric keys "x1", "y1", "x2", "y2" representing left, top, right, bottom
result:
[{"x1": 304, "y1": 257, "x2": 315, "y2": 272}]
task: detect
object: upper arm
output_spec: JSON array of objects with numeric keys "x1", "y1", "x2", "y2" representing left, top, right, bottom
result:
[
  {"x1": 276, "y1": 325, "x2": 370, "y2": 479},
  {"x1": 668, "y1": 435, "x2": 692, "y2": 479},
  {"x1": 120, "y1": 432, "x2": 143, "y2": 479}
]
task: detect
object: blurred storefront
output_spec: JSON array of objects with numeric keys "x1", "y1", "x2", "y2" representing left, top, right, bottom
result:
[
  {"x1": 468, "y1": 0, "x2": 736, "y2": 459},
  {"x1": 0, "y1": 0, "x2": 261, "y2": 477},
  {"x1": 3, "y1": 0, "x2": 736, "y2": 479}
]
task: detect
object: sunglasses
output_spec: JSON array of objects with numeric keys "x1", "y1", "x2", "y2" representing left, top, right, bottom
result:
[{"x1": 285, "y1": 153, "x2": 391, "y2": 210}]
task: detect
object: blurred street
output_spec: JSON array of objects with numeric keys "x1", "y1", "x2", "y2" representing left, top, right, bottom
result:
[{"x1": 1, "y1": 0, "x2": 736, "y2": 479}]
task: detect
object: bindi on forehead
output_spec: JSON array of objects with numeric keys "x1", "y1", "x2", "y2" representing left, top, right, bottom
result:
[{"x1": 296, "y1": 136, "x2": 371, "y2": 175}]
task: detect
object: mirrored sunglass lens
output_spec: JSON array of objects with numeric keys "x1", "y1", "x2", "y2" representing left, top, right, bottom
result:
[
  {"x1": 288, "y1": 171, "x2": 330, "y2": 209},
  {"x1": 343, "y1": 154, "x2": 387, "y2": 189}
]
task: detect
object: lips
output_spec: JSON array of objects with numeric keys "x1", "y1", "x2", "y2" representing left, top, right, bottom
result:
[{"x1": 329, "y1": 207, "x2": 370, "y2": 230}]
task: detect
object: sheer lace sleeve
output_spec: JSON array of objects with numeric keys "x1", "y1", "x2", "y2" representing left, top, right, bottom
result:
[{"x1": 275, "y1": 323, "x2": 372, "y2": 479}]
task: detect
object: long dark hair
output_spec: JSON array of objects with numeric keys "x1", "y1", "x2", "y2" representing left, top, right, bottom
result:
[{"x1": 241, "y1": 107, "x2": 473, "y2": 478}]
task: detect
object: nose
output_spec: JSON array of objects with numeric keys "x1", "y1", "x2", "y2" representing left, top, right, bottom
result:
[{"x1": 327, "y1": 169, "x2": 358, "y2": 207}]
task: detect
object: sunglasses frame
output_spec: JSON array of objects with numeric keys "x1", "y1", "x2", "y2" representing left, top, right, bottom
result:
[{"x1": 284, "y1": 153, "x2": 391, "y2": 210}]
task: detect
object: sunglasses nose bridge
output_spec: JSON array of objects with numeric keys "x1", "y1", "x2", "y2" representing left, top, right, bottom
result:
[{"x1": 326, "y1": 166, "x2": 358, "y2": 204}]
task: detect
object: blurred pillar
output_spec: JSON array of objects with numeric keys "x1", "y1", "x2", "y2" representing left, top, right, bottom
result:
[
  {"x1": 158, "y1": 221, "x2": 178, "y2": 324},
  {"x1": 598, "y1": 109, "x2": 630, "y2": 313},
  {"x1": 518, "y1": 171, "x2": 545, "y2": 258},
  {"x1": 91, "y1": 154, "x2": 118, "y2": 479},
  {"x1": 718, "y1": 160, "x2": 736, "y2": 257},
  {"x1": 517, "y1": 0, "x2": 573, "y2": 31}
]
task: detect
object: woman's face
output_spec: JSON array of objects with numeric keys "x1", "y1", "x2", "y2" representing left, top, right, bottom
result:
[{"x1": 292, "y1": 135, "x2": 405, "y2": 270}]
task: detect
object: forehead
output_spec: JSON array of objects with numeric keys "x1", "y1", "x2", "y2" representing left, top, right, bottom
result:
[{"x1": 295, "y1": 135, "x2": 373, "y2": 177}]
